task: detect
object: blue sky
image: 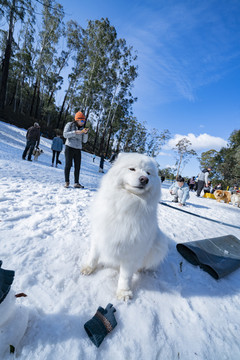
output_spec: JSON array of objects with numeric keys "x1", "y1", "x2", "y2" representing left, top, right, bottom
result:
[{"x1": 56, "y1": 0, "x2": 240, "y2": 176}]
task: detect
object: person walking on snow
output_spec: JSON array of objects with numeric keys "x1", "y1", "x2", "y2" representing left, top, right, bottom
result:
[
  {"x1": 99, "y1": 153, "x2": 106, "y2": 173},
  {"x1": 22, "y1": 122, "x2": 40, "y2": 161},
  {"x1": 51, "y1": 134, "x2": 63, "y2": 167},
  {"x1": 63, "y1": 111, "x2": 89, "y2": 188},
  {"x1": 196, "y1": 167, "x2": 212, "y2": 197},
  {"x1": 169, "y1": 175, "x2": 190, "y2": 206}
]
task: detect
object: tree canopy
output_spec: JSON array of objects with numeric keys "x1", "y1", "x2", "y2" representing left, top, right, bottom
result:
[
  {"x1": 199, "y1": 129, "x2": 240, "y2": 186},
  {"x1": 0, "y1": 1, "x2": 170, "y2": 157}
]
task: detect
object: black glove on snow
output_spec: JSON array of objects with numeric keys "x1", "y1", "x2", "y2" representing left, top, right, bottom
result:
[
  {"x1": 84, "y1": 303, "x2": 117, "y2": 347},
  {"x1": 0, "y1": 261, "x2": 15, "y2": 304}
]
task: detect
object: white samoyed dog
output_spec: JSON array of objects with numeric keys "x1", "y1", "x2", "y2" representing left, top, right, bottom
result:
[{"x1": 81, "y1": 152, "x2": 168, "y2": 301}]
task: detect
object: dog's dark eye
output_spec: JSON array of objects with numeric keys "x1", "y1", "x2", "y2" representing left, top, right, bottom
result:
[
  {"x1": 147, "y1": 171, "x2": 150, "y2": 175},
  {"x1": 129, "y1": 168, "x2": 135, "y2": 171}
]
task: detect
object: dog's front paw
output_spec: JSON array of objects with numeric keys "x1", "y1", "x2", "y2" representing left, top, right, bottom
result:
[
  {"x1": 81, "y1": 266, "x2": 95, "y2": 275},
  {"x1": 116, "y1": 289, "x2": 133, "y2": 301}
]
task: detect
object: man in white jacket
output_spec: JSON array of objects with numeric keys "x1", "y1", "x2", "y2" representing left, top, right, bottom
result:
[{"x1": 63, "y1": 111, "x2": 89, "y2": 188}]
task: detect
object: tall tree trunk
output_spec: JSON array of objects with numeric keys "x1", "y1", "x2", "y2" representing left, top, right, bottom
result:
[
  {"x1": 57, "y1": 77, "x2": 74, "y2": 128},
  {"x1": 34, "y1": 84, "x2": 40, "y2": 119},
  {"x1": 0, "y1": 0, "x2": 15, "y2": 109},
  {"x1": 176, "y1": 154, "x2": 183, "y2": 178},
  {"x1": 8, "y1": 81, "x2": 17, "y2": 106},
  {"x1": 105, "y1": 103, "x2": 118, "y2": 155},
  {"x1": 99, "y1": 83, "x2": 119, "y2": 154},
  {"x1": 85, "y1": 104, "x2": 92, "y2": 121},
  {"x1": 105, "y1": 123, "x2": 113, "y2": 156},
  {"x1": 60, "y1": 103, "x2": 70, "y2": 130},
  {"x1": 47, "y1": 55, "x2": 69, "y2": 106},
  {"x1": 92, "y1": 118, "x2": 100, "y2": 154},
  {"x1": 57, "y1": 91, "x2": 68, "y2": 128},
  {"x1": 47, "y1": 113, "x2": 51, "y2": 127},
  {"x1": 30, "y1": 78, "x2": 38, "y2": 116},
  {"x1": 116, "y1": 128, "x2": 124, "y2": 153},
  {"x1": 13, "y1": 81, "x2": 19, "y2": 111}
]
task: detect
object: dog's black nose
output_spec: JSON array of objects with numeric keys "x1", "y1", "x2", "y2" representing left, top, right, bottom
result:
[{"x1": 139, "y1": 176, "x2": 149, "y2": 185}]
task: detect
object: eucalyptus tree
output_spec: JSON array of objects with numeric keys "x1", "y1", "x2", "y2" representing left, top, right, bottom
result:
[
  {"x1": 0, "y1": 0, "x2": 34, "y2": 109},
  {"x1": 230, "y1": 130, "x2": 240, "y2": 184},
  {"x1": 215, "y1": 129, "x2": 240, "y2": 185},
  {"x1": 121, "y1": 116, "x2": 147, "y2": 153},
  {"x1": 103, "y1": 93, "x2": 137, "y2": 156},
  {"x1": 199, "y1": 149, "x2": 218, "y2": 176},
  {"x1": 63, "y1": 18, "x2": 116, "y2": 123},
  {"x1": 64, "y1": 18, "x2": 137, "y2": 154},
  {"x1": 173, "y1": 137, "x2": 197, "y2": 177},
  {"x1": 147, "y1": 128, "x2": 171, "y2": 158},
  {"x1": 9, "y1": 14, "x2": 35, "y2": 113},
  {"x1": 98, "y1": 36, "x2": 138, "y2": 154},
  {"x1": 30, "y1": 0, "x2": 65, "y2": 119},
  {"x1": 79, "y1": 18, "x2": 118, "y2": 116},
  {"x1": 46, "y1": 50, "x2": 69, "y2": 107},
  {"x1": 57, "y1": 20, "x2": 86, "y2": 128}
]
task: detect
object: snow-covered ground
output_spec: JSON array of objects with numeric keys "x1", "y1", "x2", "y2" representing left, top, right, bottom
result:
[{"x1": 0, "y1": 120, "x2": 240, "y2": 360}]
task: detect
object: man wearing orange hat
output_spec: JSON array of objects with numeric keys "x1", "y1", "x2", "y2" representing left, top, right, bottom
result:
[{"x1": 63, "y1": 111, "x2": 89, "y2": 188}]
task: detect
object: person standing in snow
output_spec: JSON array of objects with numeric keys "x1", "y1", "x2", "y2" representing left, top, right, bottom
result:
[
  {"x1": 109, "y1": 151, "x2": 117, "y2": 164},
  {"x1": 63, "y1": 111, "x2": 89, "y2": 188},
  {"x1": 196, "y1": 167, "x2": 212, "y2": 197},
  {"x1": 51, "y1": 134, "x2": 63, "y2": 167},
  {"x1": 99, "y1": 153, "x2": 106, "y2": 173},
  {"x1": 188, "y1": 176, "x2": 196, "y2": 191},
  {"x1": 169, "y1": 175, "x2": 190, "y2": 206},
  {"x1": 22, "y1": 122, "x2": 41, "y2": 162}
]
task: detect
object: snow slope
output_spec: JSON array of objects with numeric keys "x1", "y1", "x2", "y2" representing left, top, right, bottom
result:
[{"x1": 0, "y1": 120, "x2": 240, "y2": 360}]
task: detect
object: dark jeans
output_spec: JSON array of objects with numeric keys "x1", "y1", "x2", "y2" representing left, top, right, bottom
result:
[
  {"x1": 189, "y1": 184, "x2": 195, "y2": 191},
  {"x1": 22, "y1": 139, "x2": 36, "y2": 160},
  {"x1": 52, "y1": 150, "x2": 60, "y2": 165},
  {"x1": 64, "y1": 145, "x2": 81, "y2": 183},
  {"x1": 197, "y1": 180, "x2": 205, "y2": 196}
]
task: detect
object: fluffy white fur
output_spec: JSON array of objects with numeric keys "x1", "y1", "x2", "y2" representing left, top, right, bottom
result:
[
  {"x1": 231, "y1": 193, "x2": 240, "y2": 207},
  {"x1": 32, "y1": 148, "x2": 43, "y2": 161},
  {"x1": 81, "y1": 152, "x2": 168, "y2": 301}
]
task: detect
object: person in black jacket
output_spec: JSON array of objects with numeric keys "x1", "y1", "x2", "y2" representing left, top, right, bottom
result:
[
  {"x1": 22, "y1": 122, "x2": 41, "y2": 161},
  {"x1": 99, "y1": 153, "x2": 106, "y2": 173}
]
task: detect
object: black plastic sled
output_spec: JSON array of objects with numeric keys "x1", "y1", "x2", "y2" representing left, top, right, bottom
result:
[
  {"x1": 0, "y1": 261, "x2": 15, "y2": 304},
  {"x1": 176, "y1": 235, "x2": 240, "y2": 279}
]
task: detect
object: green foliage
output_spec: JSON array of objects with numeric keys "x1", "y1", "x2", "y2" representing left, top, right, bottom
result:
[
  {"x1": 0, "y1": 5, "x2": 169, "y2": 156},
  {"x1": 199, "y1": 129, "x2": 240, "y2": 186},
  {"x1": 147, "y1": 129, "x2": 171, "y2": 158},
  {"x1": 159, "y1": 167, "x2": 176, "y2": 180},
  {"x1": 198, "y1": 149, "x2": 218, "y2": 177}
]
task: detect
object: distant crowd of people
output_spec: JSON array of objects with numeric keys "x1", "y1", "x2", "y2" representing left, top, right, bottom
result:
[
  {"x1": 168, "y1": 166, "x2": 239, "y2": 206},
  {"x1": 21, "y1": 122, "x2": 238, "y2": 196},
  {"x1": 21, "y1": 112, "x2": 119, "y2": 188},
  {"x1": 168, "y1": 168, "x2": 213, "y2": 206}
]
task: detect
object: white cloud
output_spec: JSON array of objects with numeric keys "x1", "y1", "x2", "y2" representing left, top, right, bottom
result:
[
  {"x1": 166, "y1": 164, "x2": 177, "y2": 170},
  {"x1": 163, "y1": 133, "x2": 227, "y2": 151}
]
